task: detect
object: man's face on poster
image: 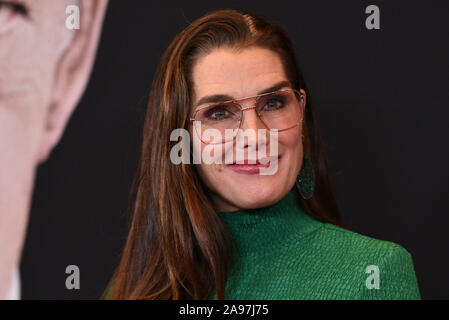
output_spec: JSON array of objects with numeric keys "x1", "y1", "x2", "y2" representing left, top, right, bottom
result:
[
  {"x1": 0, "y1": 0, "x2": 68, "y2": 164},
  {"x1": 0, "y1": 0, "x2": 108, "y2": 299},
  {"x1": 0, "y1": 0, "x2": 106, "y2": 166}
]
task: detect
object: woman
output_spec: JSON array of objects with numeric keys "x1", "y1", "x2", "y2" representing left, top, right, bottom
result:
[{"x1": 106, "y1": 9, "x2": 420, "y2": 299}]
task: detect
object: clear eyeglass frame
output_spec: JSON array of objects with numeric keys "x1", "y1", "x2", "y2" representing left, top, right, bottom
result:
[{"x1": 189, "y1": 88, "x2": 305, "y2": 144}]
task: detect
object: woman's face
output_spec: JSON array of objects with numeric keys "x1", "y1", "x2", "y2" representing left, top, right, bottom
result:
[{"x1": 190, "y1": 46, "x2": 306, "y2": 212}]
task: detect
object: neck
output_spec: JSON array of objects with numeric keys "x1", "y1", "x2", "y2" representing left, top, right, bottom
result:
[
  {"x1": 0, "y1": 149, "x2": 36, "y2": 299},
  {"x1": 217, "y1": 190, "x2": 323, "y2": 256}
]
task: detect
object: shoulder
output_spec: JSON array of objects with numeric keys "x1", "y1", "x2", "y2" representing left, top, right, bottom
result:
[
  {"x1": 300, "y1": 223, "x2": 421, "y2": 299},
  {"x1": 312, "y1": 223, "x2": 410, "y2": 259}
]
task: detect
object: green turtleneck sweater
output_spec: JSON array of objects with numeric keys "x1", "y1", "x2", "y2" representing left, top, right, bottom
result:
[{"x1": 210, "y1": 191, "x2": 421, "y2": 299}]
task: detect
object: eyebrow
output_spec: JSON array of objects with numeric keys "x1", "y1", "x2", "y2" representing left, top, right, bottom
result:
[{"x1": 194, "y1": 80, "x2": 292, "y2": 107}]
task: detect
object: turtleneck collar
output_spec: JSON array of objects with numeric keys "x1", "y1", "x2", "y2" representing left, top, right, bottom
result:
[{"x1": 217, "y1": 190, "x2": 323, "y2": 256}]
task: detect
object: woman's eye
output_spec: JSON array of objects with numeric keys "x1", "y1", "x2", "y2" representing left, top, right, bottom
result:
[
  {"x1": 205, "y1": 105, "x2": 231, "y2": 120},
  {"x1": 0, "y1": 1, "x2": 27, "y2": 31},
  {"x1": 263, "y1": 97, "x2": 285, "y2": 111}
]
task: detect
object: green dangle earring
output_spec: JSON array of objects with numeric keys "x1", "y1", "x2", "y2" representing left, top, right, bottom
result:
[
  {"x1": 296, "y1": 153, "x2": 314, "y2": 200},
  {"x1": 297, "y1": 130, "x2": 315, "y2": 200}
]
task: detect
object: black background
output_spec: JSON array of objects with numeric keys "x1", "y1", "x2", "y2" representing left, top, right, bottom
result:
[{"x1": 20, "y1": 0, "x2": 449, "y2": 299}]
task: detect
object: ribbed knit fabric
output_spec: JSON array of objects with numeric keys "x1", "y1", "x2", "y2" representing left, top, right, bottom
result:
[{"x1": 209, "y1": 191, "x2": 421, "y2": 300}]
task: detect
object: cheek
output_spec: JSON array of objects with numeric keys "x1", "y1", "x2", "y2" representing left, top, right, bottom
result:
[
  {"x1": 0, "y1": 16, "x2": 61, "y2": 147},
  {"x1": 195, "y1": 162, "x2": 225, "y2": 197},
  {"x1": 193, "y1": 140, "x2": 227, "y2": 192},
  {"x1": 279, "y1": 125, "x2": 302, "y2": 152},
  {"x1": 278, "y1": 127, "x2": 303, "y2": 170}
]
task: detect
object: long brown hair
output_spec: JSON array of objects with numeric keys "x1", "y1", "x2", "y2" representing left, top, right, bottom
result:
[{"x1": 105, "y1": 8, "x2": 342, "y2": 300}]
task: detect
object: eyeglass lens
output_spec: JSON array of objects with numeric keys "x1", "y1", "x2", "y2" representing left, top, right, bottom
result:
[{"x1": 193, "y1": 90, "x2": 302, "y2": 144}]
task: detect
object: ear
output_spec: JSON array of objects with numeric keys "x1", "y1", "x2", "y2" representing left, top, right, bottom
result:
[{"x1": 36, "y1": 0, "x2": 109, "y2": 164}]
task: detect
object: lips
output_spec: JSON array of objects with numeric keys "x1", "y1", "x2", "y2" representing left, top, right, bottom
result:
[{"x1": 226, "y1": 156, "x2": 280, "y2": 174}]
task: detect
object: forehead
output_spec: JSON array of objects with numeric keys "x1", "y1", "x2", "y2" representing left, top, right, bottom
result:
[
  {"x1": 192, "y1": 46, "x2": 287, "y2": 102},
  {"x1": 0, "y1": 0, "x2": 70, "y2": 100}
]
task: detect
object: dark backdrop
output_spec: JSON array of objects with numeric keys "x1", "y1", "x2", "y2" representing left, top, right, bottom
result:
[{"x1": 20, "y1": 0, "x2": 449, "y2": 299}]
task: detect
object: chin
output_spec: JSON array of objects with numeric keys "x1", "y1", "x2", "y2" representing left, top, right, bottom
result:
[{"x1": 225, "y1": 182, "x2": 286, "y2": 210}]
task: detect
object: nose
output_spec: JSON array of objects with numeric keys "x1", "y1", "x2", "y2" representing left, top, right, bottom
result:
[
  {"x1": 239, "y1": 105, "x2": 265, "y2": 131},
  {"x1": 238, "y1": 104, "x2": 268, "y2": 150}
]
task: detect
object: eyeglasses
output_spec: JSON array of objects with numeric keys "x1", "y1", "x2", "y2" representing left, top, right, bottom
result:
[{"x1": 190, "y1": 88, "x2": 304, "y2": 144}]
